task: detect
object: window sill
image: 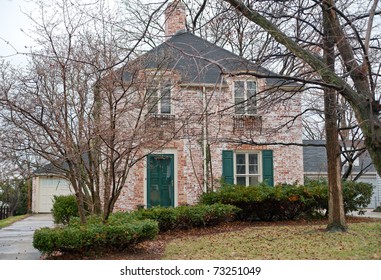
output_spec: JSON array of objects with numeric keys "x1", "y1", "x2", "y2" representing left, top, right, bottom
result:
[
  {"x1": 147, "y1": 113, "x2": 175, "y2": 119},
  {"x1": 234, "y1": 114, "x2": 259, "y2": 119}
]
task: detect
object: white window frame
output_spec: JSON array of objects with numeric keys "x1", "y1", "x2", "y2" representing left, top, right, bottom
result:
[
  {"x1": 234, "y1": 151, "x2": 262, "y2": 186},
  {"x1": 147, "y1": 82, "x2": 173, "y2": 115},
  {"x1": 233, "y1": 80, "x2": 257, "y2": 115}
]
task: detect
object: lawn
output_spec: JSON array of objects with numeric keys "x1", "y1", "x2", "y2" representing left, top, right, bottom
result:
[
  {"x1": 163, "y1": 221, "x2": 381, "y2": 260},
  {"x1": 0, "y1": 214, "x2": 29, "y2": 229}
]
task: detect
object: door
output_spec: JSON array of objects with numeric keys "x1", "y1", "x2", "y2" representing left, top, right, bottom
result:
[
  {"x1": 147, "y1": 154, "x2": 174, "y2": 208},
  {"x1": 38, "y1": 177, "x2": 72, "y2": 213}
]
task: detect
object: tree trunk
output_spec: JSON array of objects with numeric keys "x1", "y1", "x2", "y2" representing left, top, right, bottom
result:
[
  {"x1": 322, "y1": 3, "x2": 347, "y2": 232},
  {"x1": 222, "y1": 0, "x2": 381, "y2": 181},
  {"x1": 324, "y1": 90, "x2": 347, "y2": 231},
  {"x1": 69, "y1": 177, "x2": 87, "y2": 225}
]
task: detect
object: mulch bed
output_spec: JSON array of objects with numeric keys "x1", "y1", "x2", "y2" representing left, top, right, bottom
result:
[{"x1": 44, "y1": 216, "x2": 379, "y2": 260}]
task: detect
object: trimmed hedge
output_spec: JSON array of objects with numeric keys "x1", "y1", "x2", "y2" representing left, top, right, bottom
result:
[
  {"x1": 33, "y1": 216, "x2": 158, "y2": 255},
  {"x1": 132, "y1": 203, "x2": 240, "y2": 232},
  {"x1": 51, "y1": 195, "x2": 78, "y2": 225},
  {"x1": 199, "y1": 180, "x2": 373, "y2": 221},
  {"x1": 33, "y1": 203, "x2": 239, "y2": 255}
]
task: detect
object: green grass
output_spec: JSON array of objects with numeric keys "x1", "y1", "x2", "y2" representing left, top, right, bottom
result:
[
  {"x1": 0, "y1": 214, "x2": 29, "y2": 229},
  {"x1": 163, "y1": 222, "x2": 381, "y2": 260}
]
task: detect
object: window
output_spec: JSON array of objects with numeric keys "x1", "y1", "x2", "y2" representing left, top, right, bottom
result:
[
  {"x1": 234, "y1": 80, "x2": 257, "y2": 115},
  {"x1": 222, "y1": 150, "x2": 273, "y2": 186},
  {"x1": 147, "y1": 83, "x2": 172, "y2": 114},
  {"x1": 235, "y1": 153, "x2": 261, "y2": 186}
]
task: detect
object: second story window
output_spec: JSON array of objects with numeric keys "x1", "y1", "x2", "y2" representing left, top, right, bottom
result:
[
  {"x1": 147, "y1": 83, "x2": 172, "y2": 114},
  {"x1": 234, "y1": 80, "x2": 257, "y2": 115}
]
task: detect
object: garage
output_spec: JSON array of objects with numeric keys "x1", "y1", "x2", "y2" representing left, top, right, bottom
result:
[{"x1": 32, "y1": 176, "x2": 73, "y2": 213}]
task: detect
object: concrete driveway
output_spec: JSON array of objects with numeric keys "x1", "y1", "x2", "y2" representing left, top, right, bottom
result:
[{"x1": 0, "y1": 214, "x2": 54, "y2": 260}]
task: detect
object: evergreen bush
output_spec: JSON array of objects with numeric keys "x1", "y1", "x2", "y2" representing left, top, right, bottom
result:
[
  {"x1": 33, "y1": 217, "x2": 158, "y2": 255},
  {"x1": 199, "y1": 180, "x2": 373, "y2": 221},
  {"x1": 132, "y1": 203, "x2": 240, "y2": 231},
  {"x1": 51, "y1": 195, "x2": 78, "y2": 225}
]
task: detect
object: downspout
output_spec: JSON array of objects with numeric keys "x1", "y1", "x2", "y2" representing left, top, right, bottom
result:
[{"x1": 202, "y1": 86, "x2": 208, "y2": 193}]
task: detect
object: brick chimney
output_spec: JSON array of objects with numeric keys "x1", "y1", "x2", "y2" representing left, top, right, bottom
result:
[{"x1": 164, "y1": 0, "x2": 186, "y2": 37}]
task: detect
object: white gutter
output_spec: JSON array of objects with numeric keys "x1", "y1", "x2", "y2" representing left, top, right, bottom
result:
[{"x1": 202, "y1": 86, "x2": 208, "y2": 193}]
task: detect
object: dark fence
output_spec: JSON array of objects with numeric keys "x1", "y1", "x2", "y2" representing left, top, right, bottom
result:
[{"x1": 0, "y1": 206, "x2": 10, "y2": 220}]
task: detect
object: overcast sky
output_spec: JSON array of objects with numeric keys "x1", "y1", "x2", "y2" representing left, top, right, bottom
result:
[
  {"x1": 0, "y1": 0, "x2": 35, "y2": 65},
  {"x1": 0, "y1": 0, "x2": 121, "y2": 66}
]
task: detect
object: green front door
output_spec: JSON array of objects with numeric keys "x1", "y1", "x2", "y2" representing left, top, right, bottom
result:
[{"x1": 147, "y1": 154, "x2": 174, "y2": 208}]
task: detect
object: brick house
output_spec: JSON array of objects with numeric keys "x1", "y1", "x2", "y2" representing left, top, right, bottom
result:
[
  {"x1": 107, "y1": 0, "x2": 304, "y2": 211},
  {"x1": 32, "y1": 0, "x2": 303, "y2": 213}
]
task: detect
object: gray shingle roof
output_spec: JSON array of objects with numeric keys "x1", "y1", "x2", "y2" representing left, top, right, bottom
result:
[
  {"x1": 124, "y1": 31, "x2": 299, "y2": 87},
  {"x1": 303, "y1": 140, "x2": 376, "y2": 174}
]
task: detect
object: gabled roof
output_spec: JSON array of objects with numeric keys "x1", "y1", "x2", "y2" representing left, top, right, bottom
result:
[
  {"x1": 124, "y1": 31, "x2": 299, "y2": 87},
  {"x1": 33, "y1": 162, "x2": 67, "y2": 176}
]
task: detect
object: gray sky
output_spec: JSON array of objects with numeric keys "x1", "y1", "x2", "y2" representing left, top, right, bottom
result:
[
  {"x1": 0, "y1": 0, "x2": 35, "y2": 65},
  {"x1": 0, "y1": 0, "x2": 120, "y2": 66}
]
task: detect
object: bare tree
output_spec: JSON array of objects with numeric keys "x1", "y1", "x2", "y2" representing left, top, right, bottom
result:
[
  {"x1": 221, "y1": 0, "x2": 381, "y2": 175},
  {"x1": 201, "y1": 0, "x2": 381, "y2": 231},
  {"x1": 0, "y1": 0, "x2": 181, "y2": 223}
]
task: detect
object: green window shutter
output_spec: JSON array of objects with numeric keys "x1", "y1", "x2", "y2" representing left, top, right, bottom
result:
[
  {"x1": 222, "y1": 150, "x2": 234, "y2": 184},
  {"x1": 262, "y1": 150, "x2": 274, "y2": 186}
]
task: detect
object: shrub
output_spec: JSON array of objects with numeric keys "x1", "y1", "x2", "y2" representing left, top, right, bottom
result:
[
  {"x1": 33, "y1": 216, "x2": 158, "y2": 255},
  {"x1": 132, "y1": 203, "x2": 240, "y2": 232},
  {"x1": 342, "y1": 181, "x2": 373, "y2": 214},
  {"x1": 51, "y1": 195, "x2": 78, "y2": 225},
  {"x1": 200, "y1": 183, "x2": 310, "y2": 221},
  {"x1": 199, "y1": 180, "x2": 374, "y2": 221},
  {"x1": 175, "y1": 203, "x2": 240, "y2": 229},
  {"x1": 132, "y1": 207, "x2": 178, "y2": 231}
]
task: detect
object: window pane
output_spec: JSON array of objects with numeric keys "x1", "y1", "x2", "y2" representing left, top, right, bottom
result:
[
  {"x1": 247, "y1": 93, "x2": 257, "y2": 114},
  {"x1": 236, "y1": 165, "x2": 245, "y2": 174},
  {"x1": 247, "y1": 82, "x2": 257, "y2": 115},
  {"x1": 247, "y1": 105, "x2": 257, "y2": 115},
  {"x1": 249, "y1": 154, "x2": 258, "y2": 174},
  {"x1": 236, "y1": 154, "x2": 245, "y2": 164},
  {"x1": 235, "y1": 81, "x2": 244, "y2": 115},
  {"x1": 161, "y1": 85, "x2": 171, "y2": 114},
  {"x1": 234, "y1": 81, "x2": 244, "y2": 98},
  {"x1": 236, "y1": 154, "x2": 246, "y2": 175},
  {"x1": 236, "y1": 176, "x2": 246, "y2": 186},
  {"x1": 249, "y1": 154, "x2": 258, "y2": 164},
  {"x1": 247, "y1": 81, "x2": 256, "y2": 91},
  {"x1": 235, "y1": 100, "x2": 245, "y2": 114},
  {"x1": 249, "y1": 165, "x2": 258, "y2": 174},
  {"x1": 147, "y1": 87, "x2": 158, "y2": 113},
  {"x1": 248, "y1": 176, "x2": 259, "y2": 186}
]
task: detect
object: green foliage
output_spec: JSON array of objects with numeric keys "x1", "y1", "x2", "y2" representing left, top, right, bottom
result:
[
  {"x1": 15, "y1": 180, "x2": 29, "y2": 215},
  {"x1": 33, "y1": 216, "x2": 158, "y2": 255},
  {"x1": 199, "y1": 180, "x2": 374, "y2": 221},
  {"x1": 33, "y1": 203, "x2": 238, "y2": 255},
  {"x1": 132, "y1": 207, "x2": 178, "y2": 231},
  {"x1": 175, "y1": 203, "x2": 239, "y2": 229},
  {"x1": 51, "y1": 195, "x2": 78, "y2": 225},
  {"x1": 132, "y1": 203, "x2": 240, "y2": 232},
  {"x1": 0, "y1": 179, "x2": 28, "y2": 215},
  {"x1": 342, "y1": 181, "x2": 373, "y2": 214}
]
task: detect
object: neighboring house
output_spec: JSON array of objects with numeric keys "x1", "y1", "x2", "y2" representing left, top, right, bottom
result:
[
  {"x1": 32, "y1": 0, "x2": 304, "y2": 213},
  {"x1": 32, "y1": 163, "x2": 73, "y2": 213},
  {"x1": 303, "y1": 139, "x2": 381, "y2": 208}
]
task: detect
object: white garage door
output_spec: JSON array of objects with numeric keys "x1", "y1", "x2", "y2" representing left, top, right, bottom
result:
[{"x1": 38, "y1": 177, "x2": 73, "y2": 213}]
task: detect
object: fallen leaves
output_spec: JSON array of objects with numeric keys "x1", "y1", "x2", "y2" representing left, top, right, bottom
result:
[{"x1": 44, "y1": 216, "x2": 381, "y2": 260}]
